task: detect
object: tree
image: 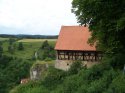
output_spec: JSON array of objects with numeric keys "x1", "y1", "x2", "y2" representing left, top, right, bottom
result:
[
  {"x1": 72, "y1": 0, "x2": 125, "y2": 54},
  {"x1": 68, "y1": 61, "x2": 83, "y2": 75},
  {"x1": 40, "y1": 40, "x2": 49, "y2": 49},
  {"x1": 9, "y1": 38, "x2": 15, "y2": 45},
  {"x1": 38, "y1": 40, "x2": 55, "y2": 60},
  {"x1": 0, "y1": 41, "x2": 3, "y2": 56},
  {"x1": 0, "y1": 57, "x2": 33, "y2": 93},
  {"x1": 8, "y1": 45, "x2": 15, "y2": 54},
  {"x1": 18, "y1": 42, "x2": 24, "y2": 50},
  {"x1": 0, "y1": 45, "x2": 3, "y2": 57}
]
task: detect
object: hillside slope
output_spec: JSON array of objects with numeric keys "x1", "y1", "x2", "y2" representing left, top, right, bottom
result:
[{"x1": 10, "y1": 55, "x2": 125, "y2": 93}]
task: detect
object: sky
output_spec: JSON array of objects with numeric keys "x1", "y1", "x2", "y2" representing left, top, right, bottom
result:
[{"x1": 0, "y1": 0, "x2": 78, "y2": 35}]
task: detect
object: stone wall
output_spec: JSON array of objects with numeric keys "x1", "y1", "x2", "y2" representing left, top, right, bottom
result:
[{"x1": 55, "y1": 60, "x2": 100, "y2": 71}]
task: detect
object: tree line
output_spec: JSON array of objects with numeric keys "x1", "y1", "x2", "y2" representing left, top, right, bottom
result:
[{"x1": 0, "y1": 34, "x2": 58, "y2": 39}]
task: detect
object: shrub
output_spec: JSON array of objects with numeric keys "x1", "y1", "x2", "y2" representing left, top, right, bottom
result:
[
  {"x1": 68, "y1": 61, "x2": 83, "y2": 75},
  {"x1": 41, "y1": 67, "x2": 66, "y2": 90},
  {"x1": 0, "y1": 57, "x2": 33, "y2": 93},
  {"x1": 18, "y1": 42, "x2": 24, "y2": 50},
  {"x1": 38, "y1": 40, "x2": 56, "y2": 60},
  {"x1": 105, "y1": 74, "x2": 125, "y2": 93},
  {"x1": 44, "y1": 57, "x2": 52, "y2": 61},
  {"x1": 0, "y1": 44, "x2": 3, "y2": 56}
]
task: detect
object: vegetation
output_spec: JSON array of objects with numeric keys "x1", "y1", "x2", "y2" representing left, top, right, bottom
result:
[
  {"x1": 72, "y1": 0, "x2": 125, "y2": 54},
  {"x1": 37, "y1": 40, "x2": 56, "y2": 60},
  {"x1": 1, "y1": 0, "x2": 125, "y2": 93},
  {"x1": 0, "y1": 34, "x2": 58, "y2": 39},
  {"x1": 18, "y1": 42, "x2": 24, "y2": 50},
  {"x1": 2, "y1": 39, "x2": 56, "y2": 59},
  {"x1": 0, "y1": 38, "x2": 56, "y2": 93},
  {"x1": 0, "y1": 37, "x2": 9, "y2": 41},
  {"x1": 0, "y1": 55, "x2": 33, "y2": 93},
  {"x1": 18, "y1": 39, "x2": 57, "y2": 42},
  {"x1": 9, "y1": 60, "x2": 125, "y2": 93},
  {"x1": 0, "y1": 43, "x2": 3, "y2": 56}
]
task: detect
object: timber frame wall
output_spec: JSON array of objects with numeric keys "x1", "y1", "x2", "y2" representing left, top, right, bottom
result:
[{"x1": 56, "y1": 50, "x2": 103, "y2": 61}]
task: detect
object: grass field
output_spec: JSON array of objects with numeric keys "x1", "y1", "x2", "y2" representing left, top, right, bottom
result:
[
  {"x1": 18, "y1": 39, "x2": 57, "y2": 42},
  {"x1": 2, "y1": 39, "x2": 56, "y2": 59},
  {"x1": 0, "y1": 37, "x2": 9, "y2": 41}
]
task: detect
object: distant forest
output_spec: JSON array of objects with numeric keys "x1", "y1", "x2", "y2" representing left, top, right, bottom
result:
[{"x1": 0, "y1": 34, "x2": 58, "y2": 39}]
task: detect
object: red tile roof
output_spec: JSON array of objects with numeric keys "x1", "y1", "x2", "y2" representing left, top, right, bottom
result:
[{"x1": 55, "y1": 26, "x2": 96, "y2": 51}]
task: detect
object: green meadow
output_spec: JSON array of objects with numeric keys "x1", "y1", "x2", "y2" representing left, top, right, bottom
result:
[
  {"x1": 2, "y1": 38, "x2": 56, "y2": 59},
  {"x1": 0, "y1": 37, "x2": 9, "y2": 41},
  {"x1": 18, "y1": 39, "x2": 57, "y2": 42}
]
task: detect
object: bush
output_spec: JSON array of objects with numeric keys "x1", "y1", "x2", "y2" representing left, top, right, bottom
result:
[
  {"x1": 110, "y1": 53, "x2": 125, "y2": 69},
  {"x1": 68, "y1": 61, "x2": 83, "y2": 75},
  {"x1": 9, "y1": 54, "x2": 125, "y2": 93},
  {"x1": 0, "y1": 45, "x2": 3, "y2": 56},
  {"x1": 18, "y1": 42, "x2": 24, "y2": 50},
  {"x1": 41, "y1": 67, "x2": 66, "y2": 90},
  {"x1": 10, "y1": 81, "x2": 49, "y2": 93},
  {"x1": 0, "y1": 57, "x2": 33, "y2": 93},
  {"x1": 8, "y1": 45, "x2": 15, "y2": 54},
  {"x1": 105, "y1": 74, "x2": 125, "y2": 93},
  {"x1": 38, "y1": 40, "x2": 56, "y2": 60},
  {"x1": 44, "y1": 57, "x2": 52, "y2": 61}
]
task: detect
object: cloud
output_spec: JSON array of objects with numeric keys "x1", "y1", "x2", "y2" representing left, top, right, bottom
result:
[{"x1": 0, "y1": 0, "x2": 78, "y2": 35}]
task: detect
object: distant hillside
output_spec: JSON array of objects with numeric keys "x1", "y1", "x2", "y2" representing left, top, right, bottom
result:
[{"x1": 0, "y1": 34, "x2": 58, "y2": 39}]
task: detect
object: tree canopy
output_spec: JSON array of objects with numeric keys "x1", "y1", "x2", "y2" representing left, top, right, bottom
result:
[
  {"x1": 18, "y1": 42, "x2": 24, "y2": 50},
  {"x1": 37, "y1": 40, "x2": 55, "y2": 60},
  {"x1": 72, "y1": 0, "x2": 125, "y2": 54}
]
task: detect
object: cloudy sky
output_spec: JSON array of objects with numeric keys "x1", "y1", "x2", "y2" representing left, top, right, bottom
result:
[{"x1": 0, "y1": 0, "x2": 78, "y2": 35}]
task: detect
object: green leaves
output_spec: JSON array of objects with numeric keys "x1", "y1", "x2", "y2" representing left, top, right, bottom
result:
[
  {"x1": 38, "y1": 40, "x2": 55, "y2": 60},
  {"x1": 0, "y1": 56, "x2": 33, "y2": 93},
  {"x1": 18, "y1": 42, "x2": 24, "y2": 50},
  {"x1": 72, "y1": 0, "x2": 125, "y2": 53}
]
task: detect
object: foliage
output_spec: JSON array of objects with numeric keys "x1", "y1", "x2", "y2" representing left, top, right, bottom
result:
[
  {"x1": 105, "y1": 74, "x2": 125, "y2": 93},
  {"x1": 10, "y1": 60, "x2": 125, "y2": 93},
  {"x1": 0, "y1": 44, "x2": 3, "y2": 56},
  {"x1": 41, "y1": 67, "x2": 67, "y2": 90},
  {"x1": 2, "y1": 39, "x2": 56, "y2": 59},
  {"x1": 112, "y1": 54, "x2": 125, "y2": 69},
  {"x1": 68, "y1": 61, "x2": 83, "y2": 75},
  {"x1": 7, "y1": 38, "x2": 16, "y2": 54},
  {"x1": 0, "y1": 34, "x2": 58, "y2": 39},
  {"x1": 0, "y1": 39, "x2": 56, "y2": 93},
  {"x1": 72, "y1": 0, "x2": 125, "y2": 53},
  {"x1": 18, "y1": 42, "x2": 24, "y2": 50},
  {"x1": 9, "y1": 81, "x2": 49, "y2": 93},
  {"x1": 9, "y1": 38, "x2": 16, "y2": 45},
  {"x1": 0, "y1": 56, "x2": 33, "y2": 93},
  {"x1": 3, "y1": 1, "x2": 125, "y2": 93},
  {"x1": 38, "y1": 40, "x2": 56, "y2": 60},
  {"x1": 8, "y1": 45, "x2": 15, "y2": 54}
]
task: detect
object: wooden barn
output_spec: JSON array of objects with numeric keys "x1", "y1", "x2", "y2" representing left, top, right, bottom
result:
[{"x1": 55, "y1": 26, "x2": 102, "y2": 62}]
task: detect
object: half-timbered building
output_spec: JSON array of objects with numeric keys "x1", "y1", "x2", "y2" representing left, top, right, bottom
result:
[{"x1": 55, "y1": 26, "x2": 103, "y2": 62}]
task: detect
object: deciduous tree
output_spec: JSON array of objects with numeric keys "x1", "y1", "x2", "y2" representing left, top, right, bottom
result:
[
  {"x1": 18, "y1": 42, "x2": 24, "y2": 50},
  {"x1": 72, "y1": 0, "x2": 125, "y2": 53}
]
